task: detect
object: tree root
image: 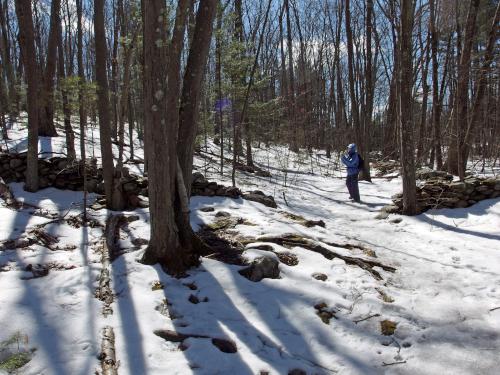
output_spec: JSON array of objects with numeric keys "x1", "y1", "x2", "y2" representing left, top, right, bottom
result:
[{"x1": 247, "y1": 234, "x2": 396, "y2": 280}]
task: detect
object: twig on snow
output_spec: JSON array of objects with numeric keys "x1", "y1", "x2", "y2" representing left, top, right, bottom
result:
[
  {"x1": 354, "y1": 313, "x2": 380, "y2": 324},
  {"x1": 382, "y1": 360, "x2": 407, "y2": 367}
]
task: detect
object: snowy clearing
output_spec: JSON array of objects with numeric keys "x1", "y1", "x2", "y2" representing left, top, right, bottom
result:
[{"x1": 1, "y1": 127, "x2": 499, "y2": 375}]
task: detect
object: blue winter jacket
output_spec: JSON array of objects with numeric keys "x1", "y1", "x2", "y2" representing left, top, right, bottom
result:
[{"x1": 341, "y1": 152, "x2": 359, "y2": 176}]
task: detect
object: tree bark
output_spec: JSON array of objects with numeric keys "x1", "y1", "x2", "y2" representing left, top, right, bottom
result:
[
  {"x1": 56, "y1": 9, "x2": 75, "y2": 161},
  {"x1": 38, "y1": 0, "x2": 60, "y2": 137},
  {"x1": 15, "y1": 0, "x2": 39, "y2": 192},
  {"x1": 94, "y1": 0, "x2": 125, "y2": 210},
  {"x1": 447, "y1": 0, "x2": 480, "y2": 178},
  {"x1": 399, "y1": 0, "x2": 417, "y2": 215},
  {"x1": 460, "y1": 1, "x2": 500, "y2": 173}
]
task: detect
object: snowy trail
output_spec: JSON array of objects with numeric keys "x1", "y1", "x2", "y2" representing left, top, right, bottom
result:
[{"x1": 1, "y1": 130, "x2": 499, "y2": 374}]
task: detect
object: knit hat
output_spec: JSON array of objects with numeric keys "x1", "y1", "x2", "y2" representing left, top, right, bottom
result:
[{"x1": 347, "y1": 143, "x2": 357, "y2": 152}]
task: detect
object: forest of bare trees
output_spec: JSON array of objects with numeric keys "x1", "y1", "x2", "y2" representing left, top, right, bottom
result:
[{"x1": 1, "y1": 0, "x2": 499, "y2": 272}]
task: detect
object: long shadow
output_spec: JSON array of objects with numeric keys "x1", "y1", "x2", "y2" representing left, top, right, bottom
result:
[
  {"x1": 78, "y1": 223, "x2": 98, "y2": 375},
  {"x1": 4, "y1": 237, "x2": 69, "y2": 374},
  {"x1": 140, "y1": 207, "x2": 381, "y2": 374},
  {"x1": 110, "y1": 252, "x2": 148, "y2": 374},
  {"x1": 415, "y1": 199, "x2": 500, "y2": 241},
  {"x1": 154, "y1": 259, "x2": 382, "y2": 374}
]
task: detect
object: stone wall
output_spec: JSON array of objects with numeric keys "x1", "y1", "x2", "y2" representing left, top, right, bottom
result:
[
  {"x1": 386, "y1": 175, "x2": 500, "y2": 214},
  {"x1": 0, "y1": 153, "x2": 277, "y2": 209}
]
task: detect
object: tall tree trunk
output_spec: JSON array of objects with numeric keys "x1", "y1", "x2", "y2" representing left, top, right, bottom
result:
[
  {"x1": 399, "y1": 0, "x2": 417, "y2": 215},
  {"x1": 284, "y1": 0, "x2": 298, "y2": 151},
  {"x1": 430, "y1": 0, "x2": 443, "y2": 169},
  {"x1": 77, "y1": 0, "x2": 87, "y2": 220},
  {"x1": 0, "y1": 0, "x2": 18, "y2": 118},
  {"x1": 141, "y1": 0, "x2": 192, "y2": 274},
  {"x1": 38, "y1": 0, "x2": 60, "y2": 137},
  {"x1": 345, "y1": 0, "x2": 360, "y2": 136},
  {"x1": 361, "y1": 0, "x2": 374, "y2": 181},
  {"x1": 447, "y1": 0, "x2": 480, "y2": 178},
  {"x1": 94, "y1": 0, "x2": 125, "y2": 210},
  {"x1": 56, "y1": 10, "x2": 75, "y2": 161},
  {"x1": 215, "y1": 2, "x2": 224, "y2": 175},
  {"x1": 460, "y1": 1, "x2": 500, "y2": 172},
  {"x1": 416, "y1": 30, "x2": 430, "y2": 165},
  {"x1": 110, "y1": 0, "x2": 121, "y2": 139},
  {"x1": 15, "y1": 0, "x2": 39, "y2": 192}
]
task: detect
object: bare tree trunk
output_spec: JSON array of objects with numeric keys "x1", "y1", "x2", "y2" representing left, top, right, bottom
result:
[
  {"x1": 0, "y1": 0, "x2": 18, "y2": 118},
  {"x1": 460, "y1": 1, "x2": 500, "y2": 171},
  {"x1": 15, "y1": 0, "x2": 38, "y2": 192},
  {"x1": 215, "y1": 2, "x2": 224, "y2": 175},
  {"x1": 399, "y1": 0, "x2": 417, "y2": 215},
  {"x1": 416, "y1": 29, "x2": 430, "y2": 165},
  {"x1": 345, "y1": 0, "x2": 360, "y2": 141},
  {"x1": 285, "y1": 0, "x2": 298, "y2": 152},
  {"x1": 57, "y1": 10, "x2": 76, "y2": 161},
  {"x1": 77, "y1": 0, "x2": 87, "y2": 221},
  {"x1": 38, "y1": 0, "x2": 60, "y2": 137},
  {"x1": 430, "y1": 0, "x2": 443, "y2": 169},
  {"x1": 448, "y1": 0, "x2": 480, "y2": 178},
  {"x1": 94, "y1": 0, "x2": 125, "y2": 210}
]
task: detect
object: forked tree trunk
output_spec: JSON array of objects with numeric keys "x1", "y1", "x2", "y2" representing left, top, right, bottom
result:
[
  {"x1": 142, "y1": 0, "x2": 216, "y2": 276},
  {"x1": 15, "y1": 0, "x2": 39, "y2": 192}
]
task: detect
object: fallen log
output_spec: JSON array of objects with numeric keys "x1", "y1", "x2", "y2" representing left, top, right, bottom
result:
[{"x1": 99, "y1": 326, "x2": 118, "y2": 375}]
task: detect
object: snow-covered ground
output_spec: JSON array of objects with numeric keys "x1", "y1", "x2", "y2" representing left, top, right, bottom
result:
[{"x1": 1, "y1": 122, "x2": 499, "y2": 374}]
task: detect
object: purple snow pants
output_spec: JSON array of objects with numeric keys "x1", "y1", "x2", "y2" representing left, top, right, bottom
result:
[{"x1": 346, "y1": 174, "x2": 360, "y2": 202}]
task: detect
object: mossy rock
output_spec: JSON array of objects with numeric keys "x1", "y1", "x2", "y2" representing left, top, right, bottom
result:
[
  {"x1": 0, "y1": 332, "x2": 34, "y2": 373},
  {"x1": 0, "y1": 351, "x2": 32, "y2": 372}
]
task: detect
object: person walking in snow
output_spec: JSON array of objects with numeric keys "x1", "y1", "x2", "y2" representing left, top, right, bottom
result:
[{"x1": 341, "y1": 143, "x2": 361, "y2": 202}]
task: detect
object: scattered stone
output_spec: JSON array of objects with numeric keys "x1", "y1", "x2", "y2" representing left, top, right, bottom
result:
[
  {"x1": 188, "y1": 294, "x2": 200, "y2": 304},
  {"x1": 312, "y1": 272, "x2": 328, "y2": 281},
  {"x1": 255, "y1": 170, "x2": 272, "y2": 177},
  {"x1": 184, "y1": 282, "x2": 198, "y2": 290},
  {"x1": 276, "y1": 252, "x2": 299, "y2": 266},
  {"x1": 238, "y1": 256, "x2": 280, "y2": 282},
  {"x1": 199, "y1": 207, "x2": 215, "y2": 212},
  {"x1": 211, "y1": 338, "x2": 237, "y2": 354},
  {"x1": 281, "y1": 211, "x2": 326, "y2": 228},
  {"x1": 390, "y1": 217, "x2": 403, "y2": 224},
  {"x1": 375, "y1": 211, "x2": 390, "y2": 220},
  {"x1": 416, "y1": 168, "x2": 453, "y2": 181},
  {"x1": 376, "y1": 288, "x2": 395, "y2": 303},
  {"x1": 215, "y1": 211, "x2": 231, "y2": 218},
  {"x1": 242, "y1": 191, "x2": 277, "y2": 208},
  {"x1": 380, "y1": 320, "x2": 397, "y2": 336},
  {"x1": 314, "y1": 302, "x2": 336, "y2": 324},
  {"x1": 151, "y1": 280, "x2": 164, "y2": 291}
]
